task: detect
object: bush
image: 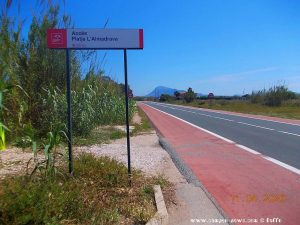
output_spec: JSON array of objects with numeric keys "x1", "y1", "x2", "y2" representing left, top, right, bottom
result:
[
  {"x1": 159, "y1": 94, "x2": 173, "y2": 102},
  {"x1": 184, "y1": 87, "x2": 197, "y2": 103},
  {"x1": 40, "y1": 84, "x2": 135, "y2": 137},
  {"x1": 250, "y1": 85, "x2": 296, "y2": 107},
  {"x1": 265, "y1": 85, "x2": 296, "y2": 106},
  {"x1": 39, "y1": 87, "x2": 67, "y2": 136}
]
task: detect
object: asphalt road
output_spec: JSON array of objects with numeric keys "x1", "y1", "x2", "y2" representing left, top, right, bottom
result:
[{"x1": 144, "y1": 102, "x2": 300, "y2": 170}]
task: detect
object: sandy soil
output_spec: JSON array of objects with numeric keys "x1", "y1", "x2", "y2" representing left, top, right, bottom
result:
[
  {"x1": 0, "y1": 148, "x2": 34, "y2": 179},
  {"x1": 132, "y1": 111, "x2": 142, "y2": 124}
]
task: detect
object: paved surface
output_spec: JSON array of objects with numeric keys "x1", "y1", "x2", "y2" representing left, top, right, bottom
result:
[
  {"x1": 139, "y1": 102, "x2": 300, "y2": 225},
  {"x1": 144, "y1": 102, "x2": 300, "y2": 170},
  {"x1": 159, "y1": 137, "x2": 229, "y2": 225},
  {"x1": 169, "y1": 183, "x2": 229, "y2": 225}
]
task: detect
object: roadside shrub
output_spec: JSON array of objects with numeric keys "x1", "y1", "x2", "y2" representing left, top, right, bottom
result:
[
  {"x1": 39, "y1": 87, "x2": 67, "y2": 136},
  {"x1": 40, "y1": 84, "x2": 135, "y2": 137},
  {"x1": 72, "y1": 85, "x2": 96, "y2": 136},
  {"x1": 14, "y1": 123, "x2": 35, "y2": 151},
  {"x1": 250, "y1": 90, "x2": 265, "y2": 104},
  {"x1": 250, "y1": 85, "x2": 296, "y2": 107},
  {"x1": 159, "y1": 94, "x2": 174, "y2": 102},
  {"x1": 184, "y1": 87, "x2": 197, "y2": 103},
  {"x1": 219, "y1": 100, "x2": 228, "y2": 106},
  {"x1": 197, "y1": 101, "x2": 205, "y2": 106},
  {"x1": 264, "y1": 85, "x2": 296, "y2": 106}
]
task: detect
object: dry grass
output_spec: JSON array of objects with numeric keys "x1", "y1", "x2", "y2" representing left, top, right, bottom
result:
[
  {"x1": 73, "y1": 126, "x2": 126, "y2": 146},
  {"x1": 131, "y1": 107, "x2": 153, "y2": 135},
  {"x1": 0, "y1": 153, "x2": 171, "y2": 225}
]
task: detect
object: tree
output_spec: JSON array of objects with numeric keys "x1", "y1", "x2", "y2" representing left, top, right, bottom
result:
[
  {"x1": 159, "y1": 94, "x2": 167, "y2": 102},
  {"x1": 184, "y1": 87, "x2": 196, "y2": 103},
  {"x1": 174, "y1": 91, "x2": 180, "y2": 99}
]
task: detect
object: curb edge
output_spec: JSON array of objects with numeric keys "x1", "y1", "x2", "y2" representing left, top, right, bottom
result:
[{"x1": 146, "y1": 185, "x2": 169, "y2": 225}]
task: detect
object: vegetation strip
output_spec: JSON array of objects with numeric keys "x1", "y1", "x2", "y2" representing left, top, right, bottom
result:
[{"x1": 0, "y1": 153, "x2": 171, "y2": 225}]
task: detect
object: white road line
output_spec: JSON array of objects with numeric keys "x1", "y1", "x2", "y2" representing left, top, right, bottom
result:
[
  {"x1": 212, "y1": 116, "x2": 234, "y2": 122},
  {"x1": 237, "y1": 121, "x2": 275, "y2": 131},
  {"x1": 150, "y1": 102, "x2": 300, "y2": 137},
  {"x1": 235, "y1": 144, "x2": 261, "y2": 155},
  {"x1": 277, "y1": 130, "x2": 300, "y2": 137},
  {"x1": 153, "y1": 102, "x2": 300, "y2": 127},
  {"x1": 142, "y1": 102, "x2": 300, "y2": 176},
  {"x1": 262, "y1": 156, "x2": 300, "y2": 175}
]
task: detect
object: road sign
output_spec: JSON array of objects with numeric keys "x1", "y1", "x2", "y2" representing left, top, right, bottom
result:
[
  {"x1": 47, "y1": 28, "x2": 143, "y2": 49},
  {"x1": 47, "y1": 28, "x2": 143, "y2": 184}
]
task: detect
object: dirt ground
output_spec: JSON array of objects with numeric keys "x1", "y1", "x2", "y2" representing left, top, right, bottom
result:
[
  {"x1": 0, "y1": 148, "x2": 34, "y2": 180},
  {"x1": 132, "y1": 111, "x2": 142, "y2": 124}
]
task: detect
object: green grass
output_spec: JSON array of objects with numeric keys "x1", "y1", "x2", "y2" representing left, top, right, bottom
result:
[
  {"x1": 74, "y1": 126, "x2": 126, "y2": 146},
  {"x1": 131, "y1": 108, "x2": 152, "y2": 135},
  {"x1": 169, "y1": 99, "x2": 300, "y2": 120},
  {"x1": 0, "y1": 153, "x2": 169, "y2": 225}
]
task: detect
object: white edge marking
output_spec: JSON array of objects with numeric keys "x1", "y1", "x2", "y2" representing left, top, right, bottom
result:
[
  {"x1": 235, "y1": 144, "x2": 261, "y2": 155},
  {"x1": 263, "y1": 156, "x2": 300, "y2": 175},
  {"x1": 278, "y1": 130, "x2": 300, "y2": 137},
  {"x1": 141, "y1": 102, "x2": 300, "y2": 176}
]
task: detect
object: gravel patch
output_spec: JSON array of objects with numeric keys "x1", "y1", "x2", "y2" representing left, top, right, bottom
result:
[
  {"x1": 76, "y1": 131, "x2": 171, "y2": 176},
  {"x1": 113, "y1": 125, "x2": 135, "y2": 133}
]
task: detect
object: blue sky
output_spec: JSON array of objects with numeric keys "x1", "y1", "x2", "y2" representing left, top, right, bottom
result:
[{"x1": 6, "y1": 0, "x2": 300, "y2": 96}]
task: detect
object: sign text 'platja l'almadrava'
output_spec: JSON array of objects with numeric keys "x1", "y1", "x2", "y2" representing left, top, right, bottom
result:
[{"x1": 47, "y1": 28, "x2": 143, "y2": 49}]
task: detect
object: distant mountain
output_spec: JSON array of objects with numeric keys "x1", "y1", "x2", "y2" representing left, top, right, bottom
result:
[
  {"x1": 146, "y1": 86, "x2": 208, "y2": 98},
  {"x1": 146, "y1": 86, "x2": 185, "y2": 97}
]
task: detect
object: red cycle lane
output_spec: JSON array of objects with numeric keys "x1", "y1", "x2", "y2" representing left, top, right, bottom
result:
[{"x1": 139, "y1": 103, "x2": 300, "y2": 225}]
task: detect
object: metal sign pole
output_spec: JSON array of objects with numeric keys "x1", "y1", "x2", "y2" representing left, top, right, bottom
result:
[
  {"x1": 123, "y1": 49, "x2": 132, "y2": 185},
  {"x1": 66, "y1": 49, "x2": 73, "y2": 175}
]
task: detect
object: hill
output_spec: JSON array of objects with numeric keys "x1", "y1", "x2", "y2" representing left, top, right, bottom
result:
[
  {"x1": 146, "y1": 86, "x2": 185, "y2": 97},
  {"x1": 145, "y1": 86, "x2": 206, "y2": 97}
]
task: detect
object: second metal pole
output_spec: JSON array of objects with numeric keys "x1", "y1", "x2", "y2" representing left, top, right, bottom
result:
[
  {"x1": 123, "y1": 49, "x2": 131, "y2": 185},
  {"x1": 66, "y1": 49, "x2": 73, "y2": 175}
]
